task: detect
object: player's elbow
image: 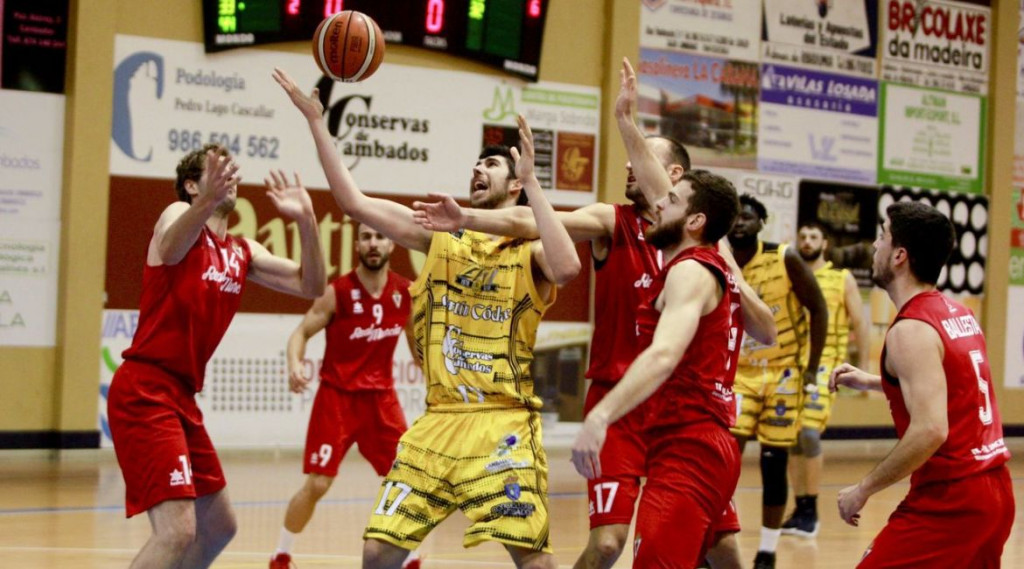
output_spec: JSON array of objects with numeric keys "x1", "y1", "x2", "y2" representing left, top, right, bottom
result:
[
  {"x1": 755, "y1": 320, "x2": 778, "y2": 346},
  {"x1": 551, "y1": 256, "x2": 581, "y2": 285}
]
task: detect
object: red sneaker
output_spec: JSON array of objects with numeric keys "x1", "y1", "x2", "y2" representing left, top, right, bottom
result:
[
  {"x1": 401, "y1": 555, "x2": 422, "y2": 569},
  {"x1": 269, "y1": 552, "x2": 296, "y2": 569}
]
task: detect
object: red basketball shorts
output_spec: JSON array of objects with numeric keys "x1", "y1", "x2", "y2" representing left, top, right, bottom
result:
[
  {"x1": 584, "y1": 381, "x2": 648, "y2": 528},
  {"x1": 107, "y1": 361, "x2": 226, "y2": 518},
  {"x1": 858, "y1": 465, "x2": 1015, "y2": 569},
  {"x1": 303, "y1": 384, "x2": 408, "y2": 477},
  {"x1": 633, "y1": 422, "x2": 741, "y2": 568}
]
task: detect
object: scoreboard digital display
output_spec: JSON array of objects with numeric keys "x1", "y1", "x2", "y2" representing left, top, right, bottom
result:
[{"x1": 202, "y1": 0, "x2": 548, "y2": 79}]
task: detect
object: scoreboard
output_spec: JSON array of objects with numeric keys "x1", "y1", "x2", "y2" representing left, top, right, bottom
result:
[{"x1": 203, "y1": 0, "x2": 548, "y2": 79}]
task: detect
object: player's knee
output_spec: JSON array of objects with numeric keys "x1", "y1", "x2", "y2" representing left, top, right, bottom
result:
[
  {"x1": 155, "y1": 518, "x2": 197, "y2": 553},
  {"x1": 307, "y1": 474, "x2": 334, "y2": 499},
  {"x1": 362, "y1": 539, "x2": 407, "y2": 569},
  {"x1": 798, "y1": 428, "x2": 823, "y2": 458},
  {"x1": 592, "y1": 527, "x2": 628, "y2": 562},
  {"x1": 760, "y1": 446, "x2": 789, "y2": 507}
]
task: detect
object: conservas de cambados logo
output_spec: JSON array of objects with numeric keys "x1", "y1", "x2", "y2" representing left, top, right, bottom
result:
[{"x1": 317, "y1": 77, "x2": 430, "y2": 170}]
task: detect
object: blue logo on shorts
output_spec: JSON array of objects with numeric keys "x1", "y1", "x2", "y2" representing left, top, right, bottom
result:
[
  {"x1": 504, "y1": 475, "x2": 521, "y2": 501},
  {"x1": 811, "y1": 390, "x2": 820, "y2": 402},
  {"x1": 774, "y1": 400, "x2": 787, "y2": 416}
]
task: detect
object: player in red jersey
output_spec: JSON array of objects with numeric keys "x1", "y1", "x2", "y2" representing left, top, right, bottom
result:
[
  {"x1": 573, "y1": 168, "x2": 758, "y2": 568},
  {"x1": 107, "y1": 146, "x2": 326, "y2": 569},
  {"x1": 270, "y1": 222, "x2": 415, "y2": 569},
  {"x1": 831, "y1": 201, "x2": 1013, "y2": 568}
]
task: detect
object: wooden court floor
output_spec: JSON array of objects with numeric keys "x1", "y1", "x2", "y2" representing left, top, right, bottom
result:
[{"x1": 1, "y1": 443, "x2": 1021, "y2": 568}]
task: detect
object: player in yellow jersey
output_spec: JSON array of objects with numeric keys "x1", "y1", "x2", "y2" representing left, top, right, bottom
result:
[
  {"x1": 275, "y1": 69, "x2": 579, "y2": 569},
  {"x1": 708, "y1": 194, "x2": 828, "y2": 569},
  {"x1": 780, "y1": 222, "x2": 868, "y2": 538}
]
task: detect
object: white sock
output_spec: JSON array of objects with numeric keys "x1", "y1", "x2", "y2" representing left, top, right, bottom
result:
[
  {"x1": 759, "y1": 526, "x2": 781, "y2": 553},
  {"x1": 276, "y1": 527, "x2": 297, "y2": 555}
]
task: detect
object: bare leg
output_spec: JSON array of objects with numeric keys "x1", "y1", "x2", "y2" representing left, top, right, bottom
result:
[
  {"x1": 363, "y1": 538, "x2": 412, "y2": 569},
  {"x1": 284, "y1": 474, "x2": 335, "y2": 533},
  {"x1": 178, "y1": 489, "x2": 238, "y2": 568},
  {"x1": 573, "y1": 524, "x2": 629, "y2": 569},
  {"x1": 705, "y1": 532, "x2": 742, "y2": 569},
  {"x1": 129, "y1": 499, "x2": 196, "y2": 569},
  {"x1": 507, "y1": 545, "x2": 557, "y2": 569}
]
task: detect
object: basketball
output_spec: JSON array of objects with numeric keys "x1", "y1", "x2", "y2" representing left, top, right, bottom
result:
[{"x1": 312, "y1": 11, "x2": 385, "y2": 82}]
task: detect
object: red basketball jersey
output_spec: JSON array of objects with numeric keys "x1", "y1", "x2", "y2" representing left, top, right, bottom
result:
[
  {"x1": 586, "y1": 204, "x2": 663, "y2": 383},
  {"x1": 122, "y1": 226, "x2": 252, "y2": 393},
  {"x1": 881, "y1": 291, "x2": 1010, "y2": 486},
  {"x1": 319, "y1": 270, "x2": 411, "y2": 391},
  {"x1": 636, "y1": 246, "x2": 742, "y2": 430}
]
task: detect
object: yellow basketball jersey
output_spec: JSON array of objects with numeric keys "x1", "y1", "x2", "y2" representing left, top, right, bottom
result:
[
  {"x1": 815, "y1": 262, "x2": 850, "y2": 369},
  {"x1": 739, "y1": 242, "x2": 808, "y2": 368},
  {"x1": 411, "y1": 230, "x2": 553, "y2": 411}
]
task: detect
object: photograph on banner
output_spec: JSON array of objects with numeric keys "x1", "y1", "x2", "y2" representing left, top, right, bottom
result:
[
  {"x1": 109, "y1": 35, "x2": 600, "y2": 208},
  {"x1": 637, "y1": 48, "x2": 759, "y2": 170},
  {"x1": 717, "y1": 168, "x2": 798, "y2": 243},
  {"x1": 1011, "y1": 187, "x2": 1024, "y2": 285},
  {"x1": 879, "y1": 185, "x2": 988, "y2": 297},
  {"x1": 639, "y1": 0, "x2": 762, "y2": 62},
  {"x1": 881, "y1": 0, "x2": 991, "y2": 95},
  {"x1": 1, "y1": 0, "x2": 68, "y2": 93},
  {"x1": 878, "y1": 82, "x2": 986, "y2": 194},
  {"x1": 797, "y1": 179, "x2": 879, "y2": 287},
  {"x1": 758, "y1": 64, "x2": 878, "y2": 183},
  {"x1": 1004, "y1": 286, "x2": 1024, "y2": 389},
  {"x1": 761, "y1": 0, "x2": 879, "y2": 79}
]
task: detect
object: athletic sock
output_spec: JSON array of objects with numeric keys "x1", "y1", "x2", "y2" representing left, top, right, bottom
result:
[
  {"x1": 276, "y1": 527, "x2": 297, "y2": 555},
  {"x1": 759, "y1": 526, "x2": 781, "y2": 552}
]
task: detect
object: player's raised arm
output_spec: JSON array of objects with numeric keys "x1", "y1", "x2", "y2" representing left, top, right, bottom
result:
[
  {"x1": 414, "y1": 195, "x2": 615, "y2": 244},
  {"x1": 615, "y1": 57, "x2": 678, "y2": 208},
  {"x1": 513, "y1": 114, "x2": 580, "y2": 285},
  {"x1": 245, "y1": 169, "x2": 326, "y2": 299},
  {"x1": 274, "y1": 68, "x2": 432, "y2": 253},
  {"x1": 149, "y1": 151, "x2": 240, "y2": 267}
]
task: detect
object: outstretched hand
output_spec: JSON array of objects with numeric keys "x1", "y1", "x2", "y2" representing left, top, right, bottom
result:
[
  {"x1": 614, "y1": 57, "x2": 638, "y2": 119},
  {"x1": 273, "y1": 67, "x2": 324, "y2": 121},
  {"x1": 199, "y1": 150, "x2": 240, "y2": 206},
  {"x1": 264, "y1": 169, "x2": 314, "y2": 221},
  {"x1": 412, "y1": 193, "x2": 466, "y2": 232},
  {"x1": 512, "y1": 114, "x2": 535, "y2": 181}
]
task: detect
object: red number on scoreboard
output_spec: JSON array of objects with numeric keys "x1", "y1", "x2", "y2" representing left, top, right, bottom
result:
[
  {"x1": 324, "y1": 0, "x2": 343, "y2": 18},
  {"x1": 287, "y1": 0, "x2": 301, "y2": 16},
  {"x1": 528, "y1": 0, "x2": 541, "y2": 18},
  {"x1": 426, "y1": 0, "x2": 445, "y2": 33}
]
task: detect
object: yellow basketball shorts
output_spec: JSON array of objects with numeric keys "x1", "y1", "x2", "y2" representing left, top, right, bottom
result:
[
  {"x1": 799, "y1": 365, "x2": 836, "y2": 433},
  {"x1": 363, "y1": 408, "x2": 551, "y2": 553},
  {"x1": 730, "y1": 365, "x2": 803, "y2": 447}
]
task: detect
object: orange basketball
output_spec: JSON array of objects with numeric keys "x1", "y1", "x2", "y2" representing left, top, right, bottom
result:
[{"x1": 312, "y1": 11, "x2": 385, "y2": 82}]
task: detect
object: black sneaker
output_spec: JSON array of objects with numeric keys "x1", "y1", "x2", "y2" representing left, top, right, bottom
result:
[
  {"x1": 789, "y1": 513, "x2": 819, "y2": 538},
  {"x1": 753, "y1": 551, "x2": 776, "y2": 569},
  {"x1": 780, "y1": 510, "x2": 802, "y2": 534}
]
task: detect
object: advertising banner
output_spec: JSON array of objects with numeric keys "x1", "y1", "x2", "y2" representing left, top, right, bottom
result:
[
  {"x1": 881, "y1": 0, "x2": 991, "y2": 95},
  {"x1": 1011, "y1": 187, "x2": 1024, "y2": 286},
  {"x1": 758, "y1": 64, "x2": 878, "y2": 183},
  {"x1": 0, "y1": 89, "x2": 64, "y2": 346},
  {"x1": 761, "y1": 0, "x2": 879, "y2": 78},
  {"x1": 798, "y1": 180, "x2": 880, "y2": 287},
  {"x1": 717, "y1": 168, "x2": 799, "y2": 243},
  {"x1": 1005, "y1": 286, "x2": 1024, "y2": 389},
  {"x1": 640, "y1": 0, "x2": 762, "y2": 62},
  {"x1": 110, "y1": 35, "x2": 601, "y2": 208},
  {"x1": 878, "y1": 82, "x2": 985, "y2": 194}
]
